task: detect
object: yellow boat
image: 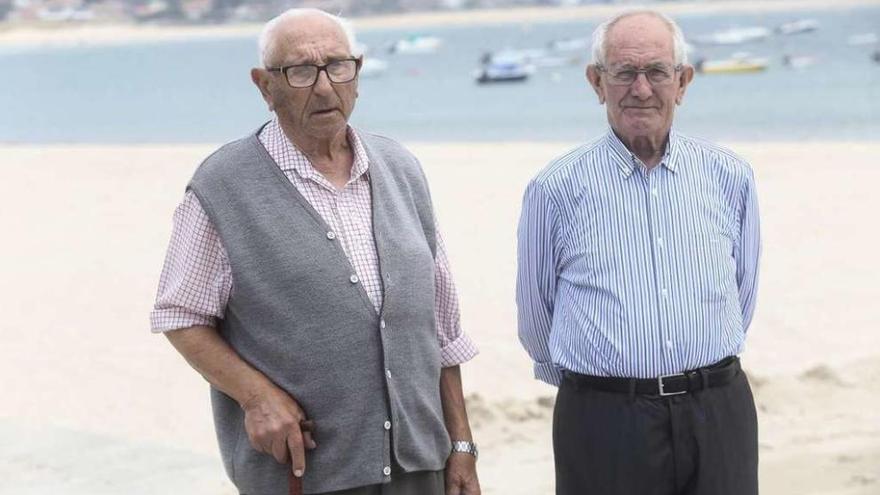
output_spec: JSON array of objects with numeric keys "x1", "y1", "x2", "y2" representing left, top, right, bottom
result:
[{"x1": 697, "y1": 57, "x2": 769, "y2": 74}]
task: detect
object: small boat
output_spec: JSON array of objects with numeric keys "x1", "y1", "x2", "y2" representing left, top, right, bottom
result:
[
  {"x1": 353, "y1": 43, "x2": 389, "y2": 78},
  {"x1": 474, "y1": 53, "x2": 534, "y2": 84},
  {"x1": 387, "y1": 35, "x2": 443, "y2": 55},
  {"x1": 847, "y1": 33, "x2": 879, "y2": 46},
  {"x1": 695, "y1": 55, "x2": 769, "y2": 74},
  {"x1": 547, "y1": 37, "x2": 590, "y2": 52},
  {"x1": 359, "y1": 58, "x2": 389, "y2": 78},
  {"x1": 775, "y1": 19, "x2": 819, "y2": 36},
  {"x1": 691, "y1": 27, "x2": 770, "y2": 46},
  {"x1": 498, "y1": 48, "x2": 578, "y2": 68}
]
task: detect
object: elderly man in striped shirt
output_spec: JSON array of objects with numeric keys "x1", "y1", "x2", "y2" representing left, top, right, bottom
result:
[
  {"x1": 151, "y1": 9, "x2": 480, "y2": 495},
  {"x1": 517, "y1": 10, "x2": 761, "y2": 495}
]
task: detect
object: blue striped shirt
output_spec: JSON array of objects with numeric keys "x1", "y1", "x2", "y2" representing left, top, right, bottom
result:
[{"x1": 516, "y1": 129, "x2": 761, "y2": 386}]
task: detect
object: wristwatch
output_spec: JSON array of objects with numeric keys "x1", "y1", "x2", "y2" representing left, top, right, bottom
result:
[{"x1": 450, "y1": 440, "x2": 479, "y2": 460}]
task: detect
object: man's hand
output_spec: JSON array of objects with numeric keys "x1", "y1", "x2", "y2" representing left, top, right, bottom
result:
[
  {"x1": 164, "y1": 326, "x2": 317, "y2": 477},
  {"x1": 242, "y1": 386, "x2": 317, "y2": 477},
  {"x1": 439, "y1": 366, "x2": 480, "y2": 494},
  {"x1": 445, "y1": 452, "x2": 480, "y2": 495}
]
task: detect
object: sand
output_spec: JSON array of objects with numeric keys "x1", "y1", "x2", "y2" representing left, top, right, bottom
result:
[
  {"x1": 1, "y1": 139, "x2": 878, "y2": 493},
  {"x1": 1, "y1": 0, "x2": 878, "y2": 49}
]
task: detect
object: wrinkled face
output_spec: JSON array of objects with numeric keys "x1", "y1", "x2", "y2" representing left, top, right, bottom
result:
[
  {"x1": 588, "y1": 14, "x2": 693, "y2": 144},
  {"x1": 254, "y1": 15, "x2": 358, "y2": 143}
]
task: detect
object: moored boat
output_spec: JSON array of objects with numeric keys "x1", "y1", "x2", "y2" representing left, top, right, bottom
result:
[{"x1": 695, "y1": 55, "x2": 769, "y2": 74}]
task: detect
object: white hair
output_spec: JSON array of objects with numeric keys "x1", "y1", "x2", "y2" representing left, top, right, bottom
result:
[
  {"x1": 258, "y1": 8, "x2": 361, "y2": 67},
  {"x1": 590, "y1": 10, "x2": 688, "y2": 66}
]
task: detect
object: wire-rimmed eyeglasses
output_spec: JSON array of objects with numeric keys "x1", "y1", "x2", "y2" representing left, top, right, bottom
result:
[
  {"x1": 595, "y1": 63, "x2": 684, "y2": 86},
  {"x1": 266, "y1": 57, "x2": 362, "y2": 88}
]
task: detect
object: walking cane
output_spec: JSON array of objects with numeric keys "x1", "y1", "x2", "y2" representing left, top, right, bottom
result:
[
  {"x1": 288, "y1": 469, "x2": 302, "y2": 495},
  {"x1": 288, "y1": 420, "x2": 315, "y2": 495}
]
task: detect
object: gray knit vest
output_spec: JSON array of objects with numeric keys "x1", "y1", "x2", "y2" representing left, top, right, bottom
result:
[{"x1": 188, "y1": 126, "x2": 450, "y2": 494}]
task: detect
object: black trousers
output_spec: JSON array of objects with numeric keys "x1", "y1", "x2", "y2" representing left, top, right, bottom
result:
[{"x1": 553, "y1": 367, "x2": 758, "y2": 495}]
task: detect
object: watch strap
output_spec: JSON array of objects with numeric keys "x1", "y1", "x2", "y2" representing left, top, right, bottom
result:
[{"x1": 450, "y1": 440, "x2": 478, "y2": 459}]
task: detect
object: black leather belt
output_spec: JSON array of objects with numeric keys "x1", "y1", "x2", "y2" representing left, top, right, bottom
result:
[{"x1": 563, "y1": 356, "x2": 741, "y2": 397}]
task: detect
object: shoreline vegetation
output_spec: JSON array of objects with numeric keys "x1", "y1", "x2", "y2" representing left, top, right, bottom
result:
[{"x1": 0, "y1": 0, "x2": 878, "y2": 49}]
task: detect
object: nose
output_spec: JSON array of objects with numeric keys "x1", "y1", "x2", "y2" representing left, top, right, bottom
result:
[
  {"x1": 629, "y1": 72, "x2": 653, "y2": 99},
  {"x1": 312, "y1": 68, "x2": 334, "y2": 94}
]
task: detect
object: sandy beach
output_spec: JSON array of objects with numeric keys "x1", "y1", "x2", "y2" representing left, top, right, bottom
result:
[
  {"x1": 1, "y1": 0, "x2": 878, "y2": 49},
  {"x1": 1, "y1": 139, "x2": 878, "y2": 494}
]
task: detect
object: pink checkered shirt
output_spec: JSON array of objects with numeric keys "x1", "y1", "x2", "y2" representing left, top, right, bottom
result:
[{"x1": 151, "y1": 120, "x2": 478, "y2": 367}]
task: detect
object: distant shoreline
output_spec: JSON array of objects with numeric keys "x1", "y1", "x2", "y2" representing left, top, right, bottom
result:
[{"x1": 0, "y1": 0, "x2": 877, "y2": 49}]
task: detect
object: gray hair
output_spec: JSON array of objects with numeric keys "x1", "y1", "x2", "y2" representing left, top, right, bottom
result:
[
  {"x1": 590, "y1": 10, "x2": 688, "y2": 66},
  {"x1": 258, "y1": 8, "x2": 361, "y2": 67}
]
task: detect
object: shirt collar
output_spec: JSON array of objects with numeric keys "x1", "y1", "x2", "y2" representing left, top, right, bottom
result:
[
  {"x1": 260, "y1": 118, "x2": 370, "y2": 186},
  {"x1": 604, "y1": 127, "x2": 681, "y2": 179}
]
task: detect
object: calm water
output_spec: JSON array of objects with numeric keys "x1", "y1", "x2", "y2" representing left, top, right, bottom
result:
[{"x1": 1, "y1": 7, "x2": 878, "y2": 143}]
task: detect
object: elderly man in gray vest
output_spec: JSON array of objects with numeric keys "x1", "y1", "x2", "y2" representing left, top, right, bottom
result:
[{"x1": 151, "y1": 8, "x2": 481, "y2": 495}]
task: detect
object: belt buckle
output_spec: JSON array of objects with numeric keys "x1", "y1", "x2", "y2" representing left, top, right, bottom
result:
[{"x1": 658, "y1": 373, "x2": 687, "y2": 396}]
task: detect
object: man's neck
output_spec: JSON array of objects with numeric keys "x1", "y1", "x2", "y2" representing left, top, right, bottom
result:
[
  {"x1": 616, "y1": 130, "x2": 669, "y2": 169},
  {"x1": 281, "y1": 122, "x2": 354, "y2": 189}
]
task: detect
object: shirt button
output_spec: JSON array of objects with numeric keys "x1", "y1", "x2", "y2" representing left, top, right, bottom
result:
[
  {"x1": 350, "y1": 275, "x2": 359, "y2": 284},
  {"x1": 380, "y1": 319, "x2": 386, "y2": 329},
  {"x1": 657, "y1": 237, "x2": 664, "y2": 246},
  {"x1": 666, "y1": 339, "x2": 673, "y2": 349},
  {"x1": 384, "y1": 420, "x2": 391, "y2": 430},
  {"x1": 661, "y1": 288, "x2": 669, "y2": 297},
  {"x1": 383, "y1": 466, "x2": 391, "y2": 476},
  {"x1": 326, "y1": 231, "x2": 336, "y2": 240},
  {"x1": 651, "y1": 188, "x2": 659, "y2": 197}
]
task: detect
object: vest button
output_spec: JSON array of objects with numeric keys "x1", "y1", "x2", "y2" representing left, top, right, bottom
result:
[
  {"x1": 383, "y1": 466, "x2": 391, "y2": 476},
  {"x1": 350, "y1": 275, "x2": 359, "y2": 284},
  {"x1": 384, "y1": 420, "x2": 391, "y2": 430},
  {"x1": 326, "y1": 231, "x2": 336, "y2": 240},
  {"x1": 380, "y1": 319, "x2": 386, "y2": 329}
]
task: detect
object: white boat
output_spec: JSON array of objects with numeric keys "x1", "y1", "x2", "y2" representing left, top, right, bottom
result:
[
  {"x1": 499, "y1": 48, "x2": 577, "y2": 68},
  {"x1": 847, "y1": 33, "x2": 879, "y2": 46},
  {"x1": 359, "y1": 58, "x2": 389, "y2": 78},
  {"x1": 547, "y1": 37, "x2": 590, "y2": 52},
  {"x1": 474, "y1": 53, "x2": 535, "y2": 84},
  {"x1": 775, "y1": 19, "x2": 820, "y2": 36},
  {"x1": 691, "y1": 27, "x2": 771, "y2": 46},
  {"x1": 387, "y1": 35, "x2": 443, "y2": 55}
]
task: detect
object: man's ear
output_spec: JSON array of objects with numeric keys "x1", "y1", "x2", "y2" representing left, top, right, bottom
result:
[
  {"x1": 251, "y1": 68, "x2": 275, "y2": 112},
  {"x1": 675, "y1": 65, "x2": 695, "y2": 105},
  {"x1": 586, "y1": 64, "x2": 605, "y2": 105}
]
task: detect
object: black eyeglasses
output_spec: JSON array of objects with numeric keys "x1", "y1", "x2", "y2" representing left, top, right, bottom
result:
[
  {"x1": 266, "y1": 57, "x2": 362, "y2": 88},
  {"x1": 596, "y1": 63, "x2": 683, "y2": 86}
]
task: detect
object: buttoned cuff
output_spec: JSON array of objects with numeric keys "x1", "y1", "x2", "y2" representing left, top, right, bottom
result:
[
  {"x1": 150, "y1": 308, "x2": 217, "y2": 333},
  {"x1": 534, "y1": 362, "x2": 563, "y2": 387},
  {"x1": 440, "y1": 333, "x2": 479, "y2": 367}
]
